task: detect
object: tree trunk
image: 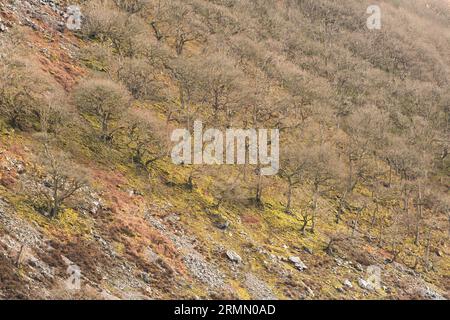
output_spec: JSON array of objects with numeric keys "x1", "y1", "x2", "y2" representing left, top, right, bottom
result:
[
  {"x1": 176, "y1": 35, "x2": 186, "y2": 56},
  {"x1": 378, "y1": 223, "x2": 384, "y2": 247},
  {"x1": 255, "y1": 168, "x2": 263, "y2": 206},
  {"x1": 414, "y1": 183, "x2": 423, "y2": 246},
  {"x1": 150, "y1": 21, "x2": 163, "y2": 41},
  {"x1": 311, "y1": 190, "x2": 318, "y2": 233},
  {"x1": 388, "y1": 165, "x2": 392, "y2": 187},
  {"x1": 187, "y1": 173, "x2": 194, "y2": 190},
  {"x1": 51, "y1": 182, "x2": 59, "y2": 218},
  {"x1": 101, "y1": 114, "x2": 109, "y2": 142},
  {"x1": 285, "y1": 179, "x2": 293, "y2": 213},
  {"x1": 336, "y1": 193, "x2": 346, "y2": 224},
  {"x1": 371, "y1": 202, "x2": 379, "y2": 228},
  {"x1": 348, "y1": 154, "x2": 353, "y2": 194},
  {"x1": 424, "y1": 229, "x2": 431, "y2": 271},
  {"x1": 300, "y1": 216, "x2": 308, "y2": 234}
]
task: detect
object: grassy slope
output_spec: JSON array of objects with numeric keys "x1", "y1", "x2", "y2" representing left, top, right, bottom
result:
[{"x1": 0, "y1": 0, "x2": 449, "y2": 299}]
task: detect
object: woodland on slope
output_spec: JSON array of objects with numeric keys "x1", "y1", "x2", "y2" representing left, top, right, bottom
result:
[{"x1": 0, "y1": 0, "x2": 449, "y2": 299}]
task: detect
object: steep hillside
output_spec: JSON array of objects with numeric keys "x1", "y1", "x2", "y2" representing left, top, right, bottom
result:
[{"x1": 0, "y1": 0, "x2": 449, "y2": 300}]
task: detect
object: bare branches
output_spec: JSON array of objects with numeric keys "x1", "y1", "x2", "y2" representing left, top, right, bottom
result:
[
  {"x1": 124, "y1": 108, "x2": 170, "y2": 169},
  {"x1": 32, "y1": 146, "x2": 88, "y2": 218},
  {"x1": 74, "y1": 78, "x2": 131, "y2": 143}
]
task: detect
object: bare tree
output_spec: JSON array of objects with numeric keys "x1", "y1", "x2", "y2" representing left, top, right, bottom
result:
[
  {"x1": 36, "y1": 92, "x2": 71, "y2": 136},
  {"x1": 82, "y1": 0, "x2": 149, "y2": 57},
  {"x1": 124, "y1": 109, "x2": 169, "y2": 169},
  {"x1": 198, "y1": 53, "x2": 245, "y2": 124},
  {"x1": 166, "y1": 57, "x2": 204, "y2": 128},
  {"x1": 74, "y1": 78, "x2": 131, "y2": 142},
  {"x1": 303, "y1": 143, "x2": 342, "y2": 233},
  {"x1": 116, "y1": 58, "x2": 161, "y2": 100},
  {"x1": 32, "y1": 146, "x2": 88, "y2": 218},
  {"x1": 113, "y1": 0, "x2": 150, "y2": 15},
  {"x1": 172, "y1": 3, "x2": 202, "y2": 56},
  {"x1": 279, "y1": 144, "x2": 308, "y2": 213},
  {"x1": 0, "y1": 56, "x2": 50, "y2": 130},
  {"x1": 154, "y1": 1, "x2": 204, "y2": 55}
]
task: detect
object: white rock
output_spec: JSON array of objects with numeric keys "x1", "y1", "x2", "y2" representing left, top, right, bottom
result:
[
  {"x1": 306, "y1": 286, "x2": 315, "y2": 297},
  {"x1": 343, "y1": 279, "x2": 353, "y2": 289},
  {"x1": 289, "y1": 256, "x2": 307, "y2": 271},
  {"x1": 226, "y1": 250, "x2": 242, "y2": 263},
  {"x1": 355, "y1": 263, "x2": 364, "y2": 271},
  {"x1": 295, "y1": 262, "x2": 307, "y2": 271},
  {"x1": 289, "y1": 256, "x2": 301, "y2": 264},
  {"x1": 358, "y1": 279, "x2": 374, "y2": 291},
  {"x1": 420, "y1": 286, "x2": 445, "y2": 300}
]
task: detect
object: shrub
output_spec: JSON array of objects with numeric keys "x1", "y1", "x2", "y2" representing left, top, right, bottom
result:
[
  {"x1": 74, "y1": 78, "x2": 131, "y2": 142},
  {"x1": 78, "y1": 43, "x2": 114, "y2": 72},
  {"x1": 116, "y1": 58, "x2": 161, "y2": 100},
  {"x1": 124, "y1": 108, "x2": 169, "y2": 169},
  {"x1": 82, "y1": 0, "x2": 149, "y2": 57},
  {"x1": 0, "y1": 58, "x2": 50, "y2": 130},
  {"x1": 32, "y1": 145, "x2": 88, "y2": 218}
]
